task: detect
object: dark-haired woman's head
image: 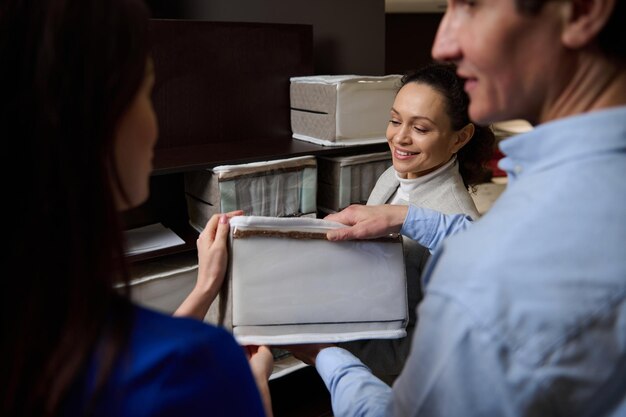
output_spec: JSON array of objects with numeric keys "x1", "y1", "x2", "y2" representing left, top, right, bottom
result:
[
  {"x1": 386, "y1": 62, "x2": 495, "y2": 188},
  {"x1": 2, "y1": 0, "x2": 154, "y2": 237},
  {"x1": 1, "y1": 0, "x2": 154, "y2": 414}
]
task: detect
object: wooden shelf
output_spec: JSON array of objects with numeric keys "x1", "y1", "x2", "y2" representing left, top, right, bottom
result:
[{"x1": 152, "y1": 138, "x2": 389, "y2": 175}]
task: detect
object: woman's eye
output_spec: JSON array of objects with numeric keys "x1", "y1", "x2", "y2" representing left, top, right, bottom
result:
[
  {"x1": 389, "y1": 120, "x2": 401, "y2": 126},
  {"x1": 414, "y1": 126, "x2": 427, "y2": 133}
]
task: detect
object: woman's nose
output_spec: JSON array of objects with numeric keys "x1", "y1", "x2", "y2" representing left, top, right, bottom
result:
[{"x1": 390, "y1": 125, "x2": 411, "y2": 145}]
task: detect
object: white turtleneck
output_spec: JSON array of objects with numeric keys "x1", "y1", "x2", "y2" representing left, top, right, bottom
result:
[{"x1": 389, "y1": 157, "x2": 457, "y2": 205}]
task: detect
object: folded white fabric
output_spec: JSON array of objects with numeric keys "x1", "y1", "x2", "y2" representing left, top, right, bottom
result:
[{"x1": 225, "y1": 216, "x2": 408, "y2": 345}]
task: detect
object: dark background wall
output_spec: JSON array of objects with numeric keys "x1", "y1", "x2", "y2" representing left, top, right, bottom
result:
[
  {"x1": 147, "y1": 0, "x2": 386, "y2": 75},
  {"x1": 145, "y1": 1, "x2": 446, "y2": 75},
  {"x1": 385, "y1": 13, "x2": 443, "y2": 75}
]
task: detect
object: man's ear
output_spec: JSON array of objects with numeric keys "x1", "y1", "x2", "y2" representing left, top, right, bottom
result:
[
  {"x1": 561, "y1": 0, "x2": 615, "y2": 49},
  {"x1": 452, "y1": 123, "x2": 475, "y2": 153}
]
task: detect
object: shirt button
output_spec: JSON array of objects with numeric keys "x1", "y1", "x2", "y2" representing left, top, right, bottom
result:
[{"x1": 514, "y1": 165, "x2": 523, "y2": 175}]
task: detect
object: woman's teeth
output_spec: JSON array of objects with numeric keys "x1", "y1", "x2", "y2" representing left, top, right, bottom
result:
[{"x1": 396, "y1": 150, "x2": 417, "y2": 156}]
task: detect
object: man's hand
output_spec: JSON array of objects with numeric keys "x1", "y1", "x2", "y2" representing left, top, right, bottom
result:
[{"x1": 324, "y1": 204, "x2": 409, "y2": 241}]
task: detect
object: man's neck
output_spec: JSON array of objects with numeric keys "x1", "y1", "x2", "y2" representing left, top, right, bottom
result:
[{"x1": 540, "y1": 52, "x2": 626, "y2": 124}]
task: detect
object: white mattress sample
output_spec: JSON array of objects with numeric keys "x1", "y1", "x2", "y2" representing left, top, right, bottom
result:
[
  {"x1": 127, "y1": 252, "x2": 198, "y2": 314},
  {"x1": 226, "y1": 216, "x2": 408, "y2": 345},
  {"x1": 185, "y1": 156, "x2": 318, "y2": 232},
  {"x1": 290, "y1": 75, "x2": 402, "y2": 146},
  {"x1": 317, "y1": 151, "x2": 393, "y2": 213}
]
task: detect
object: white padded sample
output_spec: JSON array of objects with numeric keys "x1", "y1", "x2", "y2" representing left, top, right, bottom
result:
[
  {"x1": 227, "y1": 216, "x2": 408, "y2": 345},
  {"x1": 290, "y1": 75, "x2": 402, "y2": 146},
  {"x1": 317, "y1": 151, "x2": 393, "y2": 212},
  {"x1": 184, "y1": 156, "x2": 318, "y2": 231}
]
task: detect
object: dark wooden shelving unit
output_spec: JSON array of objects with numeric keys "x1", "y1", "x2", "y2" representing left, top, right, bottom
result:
[
  {"x1": 152, "y1": 138, "x2": 388, "y2": 175},
  {"x1": 125, "y1": 19, "x2": 387, "y2": 263}
]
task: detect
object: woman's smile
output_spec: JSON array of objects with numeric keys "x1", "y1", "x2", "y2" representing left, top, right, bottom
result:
[{"x1": 393, "y1": 147, "x2": 419, "y2": 160}]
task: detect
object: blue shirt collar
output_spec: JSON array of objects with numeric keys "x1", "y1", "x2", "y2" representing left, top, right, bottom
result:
[{"x1": 498, "y1": 106, "x2": 626, "y2": 181}]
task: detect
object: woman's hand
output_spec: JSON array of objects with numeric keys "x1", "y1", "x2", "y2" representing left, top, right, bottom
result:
[
  {"x1": 244, "y1": 345, "x2": 274, "y2": 417},
  {"x1": 324, "y1": 204, "x2": 408, "y2": 241},
  {"x1": 174, "y1": 210, "x2": 243, "y2": 319},
  {"x1": 245, "y1": 345, "x2": 274, "y2": 382},
  {"x1": 195, "y1": 210, "x2": 243, "y2": 295}
]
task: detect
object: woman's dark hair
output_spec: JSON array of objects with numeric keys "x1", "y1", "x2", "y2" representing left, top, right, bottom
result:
[
  {"x1": 401, "y1": 62, "x2": 496, "y2": 188},
  {"x1": 515, "y1": 0, "x2": 625, "y2": 63},
  {"x1": 0, "y1": 0, "x2": 150, "y2": 415}
]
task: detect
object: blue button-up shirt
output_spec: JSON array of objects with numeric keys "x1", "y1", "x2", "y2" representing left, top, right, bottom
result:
[{"x1": 316, "y1": 107, "x2": 626, "y2": 417}]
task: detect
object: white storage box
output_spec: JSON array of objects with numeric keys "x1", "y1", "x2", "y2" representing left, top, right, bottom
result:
[
  {"x1": 290, "y1": 75, "x2": 402, "y2": 146},
  {"x1": 215, "y1": 215, "x2": 408, "y2": 345},
  {"x1": 127, "y1": 252, "x2": 198, "y2": 314},
  {"x1": 317, "y1": 151, "x2": 392, "y2": 213},
  {"x1": 127, "y1": 251, "x2": 227, "y2": 327},
  {"x1": 185, "y1": 156, "x2": 317, "y2": 232}
]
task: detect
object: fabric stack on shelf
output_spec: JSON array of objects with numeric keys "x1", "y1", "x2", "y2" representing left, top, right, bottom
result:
[
  {"x1": 184, "y1": 156, "x2": 318, "y2": 232},
  {"x1": 317, "y1": 151, "x2": 392, "y2": 214}
]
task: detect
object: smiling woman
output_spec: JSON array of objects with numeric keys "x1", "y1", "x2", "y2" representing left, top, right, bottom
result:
[
  {"x1": 387, "y1": 81, "x2": 469, "y2": 180},
  {"x1": 338, "y1": 61, "x2": 495, "y2": 384},
  {"x1": 387, "y1": 62, "x2": 495, "y2": 188}
]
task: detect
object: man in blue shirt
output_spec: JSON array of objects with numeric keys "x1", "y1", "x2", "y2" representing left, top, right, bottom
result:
[{"x1": 286, "y1": 0, "x2": 626, "y2": 416}]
